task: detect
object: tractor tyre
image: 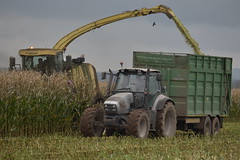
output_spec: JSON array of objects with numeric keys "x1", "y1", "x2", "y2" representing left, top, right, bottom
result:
[
  {"x1": 126, "y1": 110, "x2": 150, "y2": 138},
  {"x1": 200, "y1": 116, "x2": 212, "y2": 136},
  {"x1": 80, "y1": 107, "x2": 104, "y2": 137},
  {"x1": 105, "y1": 128, "x2": 116, "y2": 136},
  {"x1": 211, "y1": 117, "x2": 220, "y2": 136},
  {"x1": 156, "y1": 101, "x2": 177, "y2": 137}
]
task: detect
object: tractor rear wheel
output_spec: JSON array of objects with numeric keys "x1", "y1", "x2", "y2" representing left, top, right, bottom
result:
[
  {"x1": 211, "y1": 117, "x2": 220, "y2": 136},
  {"x1": 155, "y1": 101, "x2": 177, "y2": 137},
  {"x1": 80, "y1": 107, "x2": 104, "y2": 137},
  {"x1": 126, "y1": 110, "x2": 149, "y2": 138}
]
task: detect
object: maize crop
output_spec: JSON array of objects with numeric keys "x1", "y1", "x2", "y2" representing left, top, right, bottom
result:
[{"x1": 0, "y1": 71, "x2": 92, "y2": 137}]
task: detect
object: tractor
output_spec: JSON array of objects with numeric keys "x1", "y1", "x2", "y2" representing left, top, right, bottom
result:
[{"x1": 80, "y1": 68, "x2": 177, "y2": 138}]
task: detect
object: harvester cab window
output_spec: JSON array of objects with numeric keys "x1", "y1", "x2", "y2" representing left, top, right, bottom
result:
[
  {"x1": 37, "y1": 58, "x2": 44, "y2": 71},
  {"x1": 23, "y1": 56, "x2": 46, "y2": 70},
  {"x1": 22, "y1": 53, "x2": 64, "y2": 73},
  {"x1": 24, "y1": 56, "x2": 33, "y2": 69},
  {"x1": 34, "y1": 57, "x2": 47, "y2": 70}
]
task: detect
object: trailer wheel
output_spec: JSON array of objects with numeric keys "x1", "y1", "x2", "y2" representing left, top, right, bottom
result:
[
  {"x1": 156, "y1": 101, "x2": 176, "y2": 137},
  {"x1": 212, "y1": 117, "x2": 220, "y2": 136},
  {"x1": 80, "y1": 107, "x2": 104, "y2": 137},
  {"x1": 126, "y1": 110, "x2": 149, "y2": 138},
  {"x1": 201, "y1": 116, "x2": 212, "y2": 136}
]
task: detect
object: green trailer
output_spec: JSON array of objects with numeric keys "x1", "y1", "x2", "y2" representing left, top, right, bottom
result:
[{"x1": 133, "y1": 51, "x2": 232, "y2": 135}]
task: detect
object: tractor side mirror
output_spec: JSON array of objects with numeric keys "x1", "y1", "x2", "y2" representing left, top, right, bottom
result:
[
  {"x1": 101, "y1": 72, "x2": 106, "y2": 80},
  {"x1": 9, "y1": 57, "x2": 16, "y2": 70},
  {"x1": 156, "y1": 73, "x2": 162, "y2": 81}
]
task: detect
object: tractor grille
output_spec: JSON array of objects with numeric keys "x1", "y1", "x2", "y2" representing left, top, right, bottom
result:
[{"x1": 104, "y1": 104, "x2": 117, "y2": 115}]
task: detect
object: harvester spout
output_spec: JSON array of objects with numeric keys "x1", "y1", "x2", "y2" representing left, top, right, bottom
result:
[
  {"x1": 155, "y1": 5, "x2": 203, "y2": 55},
  {"x1": 52, "y1": 4, "x2": 203, "y2": 55},
  {"x1": 172, "y1": 16, "x2": 204, "y2": 55}
]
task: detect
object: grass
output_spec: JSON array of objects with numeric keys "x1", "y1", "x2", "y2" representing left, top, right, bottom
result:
[{"x1": 0, "y1": 121, "x2": 239, "y2": 160}]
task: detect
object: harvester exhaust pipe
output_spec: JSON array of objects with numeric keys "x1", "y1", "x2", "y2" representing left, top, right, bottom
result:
[
  {"x1": 9, "y1": 57, "x2": 16, "y2": 71},
  {"x1": 9, "y1": 56, "x2": 21, "y2": 71}
]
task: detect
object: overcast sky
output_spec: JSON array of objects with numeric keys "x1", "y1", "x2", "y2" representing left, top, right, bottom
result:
[{"x1": 0, "y1": 0, "x2": 240, "y2": 71}]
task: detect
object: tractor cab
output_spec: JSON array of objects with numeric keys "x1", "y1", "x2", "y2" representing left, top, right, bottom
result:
[
  {"x1": 115, "y1": 68, "x2": 162, "y2": 92},
  {"x1": 81, "y1": 68, "x2": 175, "y2": 138},
  {"x1": 105, "y1": 68, "x2": 164, "y2": 109}
]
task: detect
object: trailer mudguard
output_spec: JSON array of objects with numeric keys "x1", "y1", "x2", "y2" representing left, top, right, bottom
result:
[{"x1": 151, "y1": 94, "x2": 175, "y2": 111}]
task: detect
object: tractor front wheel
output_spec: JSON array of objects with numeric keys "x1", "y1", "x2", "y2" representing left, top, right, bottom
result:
[
  {"x1": 80, "y1": 107, "x2": 104, "y2": 137},
  {"x1": 126, "y1": 110, "x2": 150, "y2": 138},
  {"x1": 155, "y1": 101, "x2": 177, "y2": 137}
]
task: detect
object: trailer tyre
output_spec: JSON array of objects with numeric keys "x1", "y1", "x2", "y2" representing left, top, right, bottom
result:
[
  {"x1": 80, "y1": 107, "x2": 104, "y2": 137},
  {"x1": 156, "y1": 101, "x2": 176, "y2": 137},
  {"x1": 201, "y1": 116, "x2": 212, "y2": 136},
  {"x1": 126, "y1": 110, "x2": 150, "y2": 138},
  {"x1": 212, "y1": 117, "x2": 220, "y2": 136}
]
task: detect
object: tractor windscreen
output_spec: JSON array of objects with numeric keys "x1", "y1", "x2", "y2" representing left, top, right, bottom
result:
[
  {"x1": 22, "y1": 52, "x2": 64, "y2": 73},
  {"x1": 115, "y1": 72, "x2": 146, "y2": 92}
]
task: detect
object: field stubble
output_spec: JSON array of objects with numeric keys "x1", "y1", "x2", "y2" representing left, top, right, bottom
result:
[{"x1": 0, "y1": 121, "x2": 239, "y2": 160}]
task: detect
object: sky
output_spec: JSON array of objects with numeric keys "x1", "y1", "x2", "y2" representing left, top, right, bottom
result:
[{"x1": 0, "y1": 0, "x2": 240, "y2": 71}]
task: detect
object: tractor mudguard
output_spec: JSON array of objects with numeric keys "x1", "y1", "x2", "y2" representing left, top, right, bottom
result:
[{"x1": 151, "y1": 94, "x2": 175, "y2": 111}]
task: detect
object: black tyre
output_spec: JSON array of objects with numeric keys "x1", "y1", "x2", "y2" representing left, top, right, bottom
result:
[
  {"x1": 156, "y1": 101, "x2": 177, "y2": 137},
  {"x1": 80, "y1": 107, "x2": 104, "y2": 137},
  {"x1": 126, "y1": 110, "x2": 150, "y2": 138},
  {"x1": 105, "y1": 128, "x2": 116, "y2": 136},
  {"x1": 211, "y1": 117, "x2": 220, "y2": 136},
  {"x1": 201, "y1": 116, "x2": 212, "y2": 136}
]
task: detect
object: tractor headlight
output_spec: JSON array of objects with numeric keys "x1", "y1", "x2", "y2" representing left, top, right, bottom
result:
[
  {"x1": 112, "y1": 104, "x2": 117, "y2": 112},
  {"x1": 104, "y1": 104, "x2": 117, "y2": 113}
]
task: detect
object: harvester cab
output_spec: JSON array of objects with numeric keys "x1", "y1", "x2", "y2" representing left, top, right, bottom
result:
[
  {"x1": 80, "y1": 68, "x2": 177, "y2": 138},
  {"x1": 16, "y1": 48, "x2": 66, "y2": 73},
  {"x1": 12, "y1": 48, "x2": 87, "y2": 73}
]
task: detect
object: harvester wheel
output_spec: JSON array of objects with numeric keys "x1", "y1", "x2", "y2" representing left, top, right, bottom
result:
[
  {"x1": 80, "y1": 107, "x2": 104, "y2": 137},
  {"x1": 211, "y1": 117, "x2": 220, "y2": 136},
  {"x1": 201, "y1": 116, "x2": 212, "y2": 136},
  {"x1": 156, "y1": 101, "x2": 176, "y2": 137},
  {"x1": 126, "y1": 110, "x2": 149, "y2": 138}
]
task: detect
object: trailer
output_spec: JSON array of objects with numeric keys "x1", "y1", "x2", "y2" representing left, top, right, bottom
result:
[{"x1": 133, "y1": 51, "x2": 232, "y2": 135}]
